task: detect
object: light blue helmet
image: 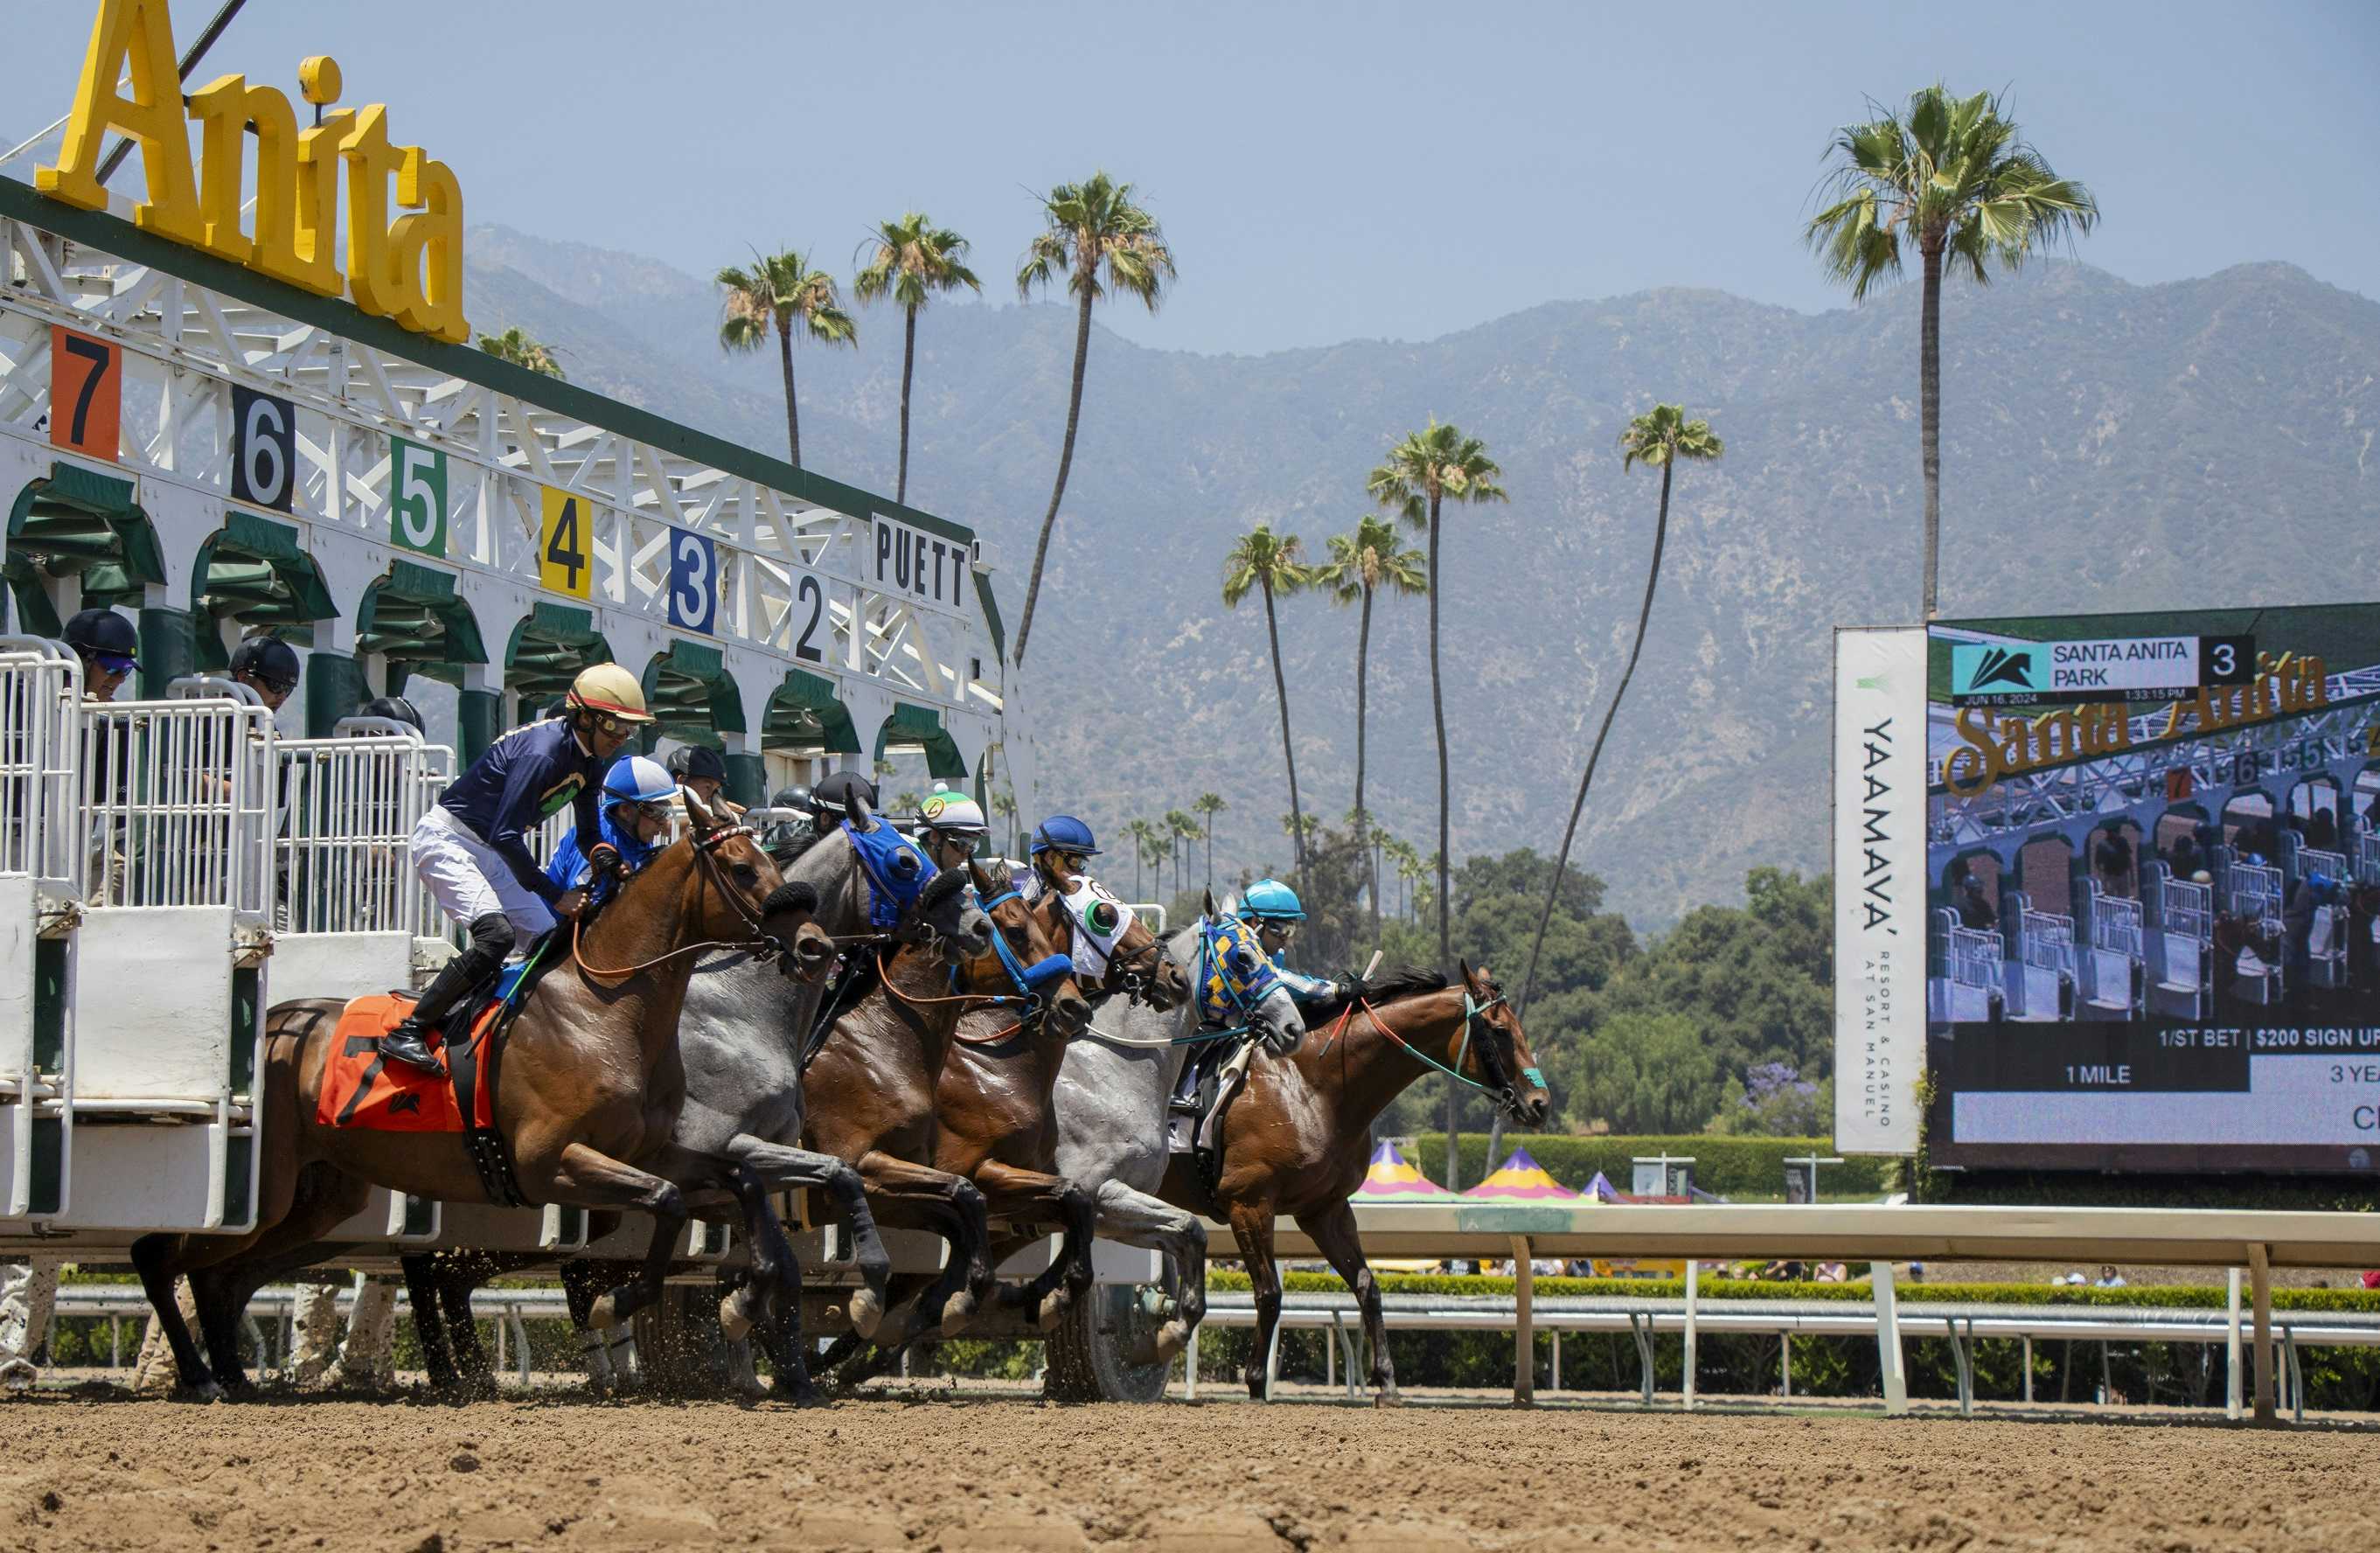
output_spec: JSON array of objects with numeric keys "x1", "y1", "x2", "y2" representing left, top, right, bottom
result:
[
  {"x1": 1242, "y1": 878, "x2": 1305, "y2": 922},
  {"x1": 602, "y1": 754, "x2": 677, "y2": 807},
  {"x1": 1031, "y1": 814, "x2": 1101, "y2": 857}
]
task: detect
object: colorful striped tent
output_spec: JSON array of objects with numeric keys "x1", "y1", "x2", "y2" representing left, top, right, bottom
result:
[
  {"x1": 1463, "y1": 1146, "x2": 1583, "y2": 1201},
  {"x1": 1352, "y1": 1139, "x2": 1457, "y2": 1199}
]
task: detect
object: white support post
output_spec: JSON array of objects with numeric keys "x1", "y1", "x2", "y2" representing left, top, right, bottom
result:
[
  {"x1": 1183, "y1": 1320, "x2": 1198, "y2": 1402},
  {"x1": 1512, "y1": 1235, "x2": 1535, "y2": 1408},
  {"x1": 2225, "y1": 1267, "x2": 2243, "y2": 1421},
  {"x1": 1551, "y1": 1330, "x2": 1562, "y2": 1395},
  {"x1": 2022, "y1": 1335, "x2": 2033, "y2": 1404},
  {"x1": 1781, "y1": 1330, "x2": 1792, "y2": 1400},
  {"x1": 2249, "y1": 1243, "x2": 2275, "y2": 1425},
  {"x1": 1682, "y1": 1257, "x2": 1699, "y2": 1410},
  {"x1": 1872, "y1": 1261, "x2": 1908, "y2": 1416}
]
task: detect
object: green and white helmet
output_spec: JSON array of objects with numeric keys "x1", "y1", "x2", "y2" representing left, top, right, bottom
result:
[{"x1": 917, "y1": 786, "x2": 986, "y2": 835}]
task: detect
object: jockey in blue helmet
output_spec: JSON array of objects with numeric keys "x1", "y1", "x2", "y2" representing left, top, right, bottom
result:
[
  {"x1": 1022, "y1": 813, "x2": 1102, "y2": 899},
  {"x1": 546, "y1": 754, "x2": 677, "y2": 907},
  {"x1": 1235, "y1": 879, "x2": 1347, "y2": 1007},
  {"x1": 1169, "y1": 878, "x2": 1356, "y2": 1114}
]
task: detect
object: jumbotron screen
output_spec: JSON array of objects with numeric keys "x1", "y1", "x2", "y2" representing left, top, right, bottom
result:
[{"x1": 1920, "y1": 603, "x2": 2380, "y2": 1173}]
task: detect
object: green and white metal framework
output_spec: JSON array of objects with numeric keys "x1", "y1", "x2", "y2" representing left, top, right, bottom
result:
[{"x1": 0, "y1": 176, "x2": 1020, "y2": 800}]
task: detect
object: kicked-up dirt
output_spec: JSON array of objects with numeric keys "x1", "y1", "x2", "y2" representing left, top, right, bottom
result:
[{"x1": 2, "y1": 1389, "x2": 2374, "y2": 1551}]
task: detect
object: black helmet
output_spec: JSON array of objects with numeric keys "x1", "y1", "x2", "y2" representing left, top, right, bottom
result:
[
  {"x1": 810, "y1": 770, "x2": 879, "y2": 820},
  {"x1": 665, "y1": 744, "x2": 727, "y2": 783},
  {"x1": 770, "y1": 784, "x2": 811, "y2": 811},
  {"x1": 358, "y1": 695, "x2": 423, "y2": 732},
  {"x1": 229, "y1": 633, "x2": 302, "y2": 692},
  {"x1": 64, "y1": 608, "x2": 138, "y2": 662}
]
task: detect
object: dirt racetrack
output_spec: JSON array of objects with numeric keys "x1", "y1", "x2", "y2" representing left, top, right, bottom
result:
[{"x1": 4, "y1": 1392, "x2": 2376, "y2": 1552}]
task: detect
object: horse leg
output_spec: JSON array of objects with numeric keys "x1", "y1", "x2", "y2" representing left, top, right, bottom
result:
[
  {"x1": 725, "y1": 1135, "x2": 892, "y2": 1341},
  {"x1": 1297, "y1": 1197, "x2": 1397, "y2": 1406},
  {"x1": 851, "y1": 1151, "x2": 989, "y2": 1340},
  {"x1": 971, "y1": 1164, "x2": 1096, "y2": 1330},
  {"x1": 705, "y1": 1158, "x2": 821, "y2": 1403},
  {"x1": 546, "y1": 1143, "x2": 689, "y2": 1331},
  {"x1": 559, "y1": 1258, "x2": 637, "y2": 1396},
  {"x1": 436, "y1": 1252, "x2": 500, "y2": 1397},
  {"x1": 1225, "y1": 1199, "x2": 1284, "y2": 1402},
  {"x1": 1091, "y1": 1180, "x2": 1208, "y2": 1363},
  {"x1": 398, "y1": 1254, "x2": 460, "y2": 1392},
  {"x1": 182, "y1": 1168, "x2": 372, "y2": 1397}
]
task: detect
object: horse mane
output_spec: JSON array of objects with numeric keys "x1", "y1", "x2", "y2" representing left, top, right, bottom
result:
[{"x1": 1304, "y1": 965, "x2": 1448, "y2": 1022}]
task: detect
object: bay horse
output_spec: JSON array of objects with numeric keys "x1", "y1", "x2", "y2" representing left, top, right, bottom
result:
[
  {"x1": 396, "y1": 803, "x2": 992, "y2": 1396},
  {"x1": 129, "y1": 794, "x2": 833, "y2": 1400},
  {"x1": 1159, "y1": 957, "x2": 1551, "y2": 1404},
  {"x1": 802, "y1": 859, "x2": 1092, "y2": 1346}
]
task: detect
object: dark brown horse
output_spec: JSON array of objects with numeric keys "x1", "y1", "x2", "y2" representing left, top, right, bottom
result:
[
  {"x1": 129, "y1": 796, "x2": 833, "y2": 1399},
  {"x1": 802, "y1": 860, "x2": 1091, "y2": 1343},
  {"x1": 1161, "y1": 960, "x2": 1551, "y2": 1403}
]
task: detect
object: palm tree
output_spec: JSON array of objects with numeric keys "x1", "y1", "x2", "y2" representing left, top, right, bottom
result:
[
  {"x1": 1221, "y1": 525, "x2": 1313, "y2": 873},
  {"x1": 1166, "y1": 810, "x2": 1201, "y2": 895},
  {"x1": 1318, "y1": 515, "x2": 1426, "y2": 935},
  {"x1": 1193, "y1": 792, "x2": 1226, "y2": 885},
  {"x1": 1389, "y1": 839, "x2": 1422, "y2": 922},
  {"x1": 715, "y1": 248, "x2": 858, "y2": 469},
  {"x1": 1519, "y1": 406, "x2": 1722, "y2": 1032},
  {"x1": 1125, "y1": 818, "x2": 1165, "y2": 901},
  {"x1": 989, "y1": 788, "x2": 1019, "y2": 857},
  {"x1": 1806, "y1": 85, "x2": 2096, "y2": 619},
  {"x1": 1367, "y1": 422, "x2": 1503, "y2": 1181},
  {"x1": 477, "y1": 326, "x2": 563, "y2": 379},
  {"x1": 853, "y1": 213, "x2": 982, "y2": 504},
  {"x1": 1012, "y1": 171, "x2": 1175, "y2": 665}
]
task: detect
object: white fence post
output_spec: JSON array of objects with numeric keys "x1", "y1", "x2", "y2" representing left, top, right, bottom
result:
[
  {"x1": 1682, "y1": 1257, "x2": 1699, "y2": 1410},
  {"x1": 2226, "y1": 1267, "x2": 2243, "y2": 1420},
  {"x1": 1873, "y1": 1261, "x2": 1908, "y2": 1415}
]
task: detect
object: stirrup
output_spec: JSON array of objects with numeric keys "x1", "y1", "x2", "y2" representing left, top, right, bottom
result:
[{"x1": 379, "y1": 1020, "x2": 446, "y2": 1076}]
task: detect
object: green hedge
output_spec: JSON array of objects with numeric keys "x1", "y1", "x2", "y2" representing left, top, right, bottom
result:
[
  {"x1": 1206, "y1": 1269, "x2": 2380, "y2": 1313},
  {"x1": 1406, "y1": 1134, "x2": 1893, "y2": 1197}
]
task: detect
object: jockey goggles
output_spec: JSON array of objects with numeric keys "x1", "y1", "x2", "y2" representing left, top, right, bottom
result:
[{"x1": 88, "y1": 651, "x2": 136, "y2": 677}]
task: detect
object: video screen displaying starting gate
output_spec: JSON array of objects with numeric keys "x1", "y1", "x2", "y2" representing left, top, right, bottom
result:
[{"x1": 1923, "y1": 602, "x2": 2380, "y2": 1172}]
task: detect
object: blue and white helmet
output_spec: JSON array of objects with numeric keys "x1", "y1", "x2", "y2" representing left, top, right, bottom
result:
[{"x1": 602, "y1": 755, "x2": 677, "y2": 808}]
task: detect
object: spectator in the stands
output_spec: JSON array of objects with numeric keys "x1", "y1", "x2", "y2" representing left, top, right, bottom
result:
[{"x1": 2095, "y1": 1265, "x2": 2126, "y2": 1288}]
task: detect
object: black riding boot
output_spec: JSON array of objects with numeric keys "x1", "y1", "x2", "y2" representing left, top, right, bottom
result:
[
  {"x1": 1170, "y1": 1048, "x2": 1208, "y2": 1112},
  {"x1": 386, "y1": 912, "x2": 514, "y2": 1075}
]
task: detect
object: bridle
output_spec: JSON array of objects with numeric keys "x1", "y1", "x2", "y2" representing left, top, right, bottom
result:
[
  {"x1": 572, "y1": 823, "x2": 816, "y2": 983},
  {"x1": 873, "y1": 883, "x2": 1076, "y2": 1044},
  {"x1": 1320, "y1": 981, "x2": 1544, "y2": 1123}
]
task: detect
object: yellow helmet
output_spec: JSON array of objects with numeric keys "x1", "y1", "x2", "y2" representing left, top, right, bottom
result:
[{"x1": 565, "y1": 663, "x2": 654, "y2": 724}]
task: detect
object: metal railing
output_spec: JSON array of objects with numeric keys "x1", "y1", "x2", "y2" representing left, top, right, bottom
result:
[
  {"x1": 2161, "y1": 875, "x2": 2213, "y2": 941},
  {"x1": 78, "y1": 688, "x2": 276, "y2": 923},
  {"x1": 1945, "y1": 924, "x2": 2003, "y2": 994},
  {"x1": 2228, "y1": 862, "x2": 2284, "y2": 933},
  {"x1": 2020, "y1": 909, "x2": 2075, "y2": 973},
  {"x1": 275, "y1": 728, "x2": 439, "y2": 937},
  {"x1": 2089, "y1": 889, "x2": 2143, "y2": 958},
  {"x1": 0, "y1": 638, "x2": 84, "y2": 901}
]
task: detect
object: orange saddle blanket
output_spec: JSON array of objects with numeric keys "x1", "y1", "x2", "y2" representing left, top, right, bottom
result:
[{"x1": 316, "y1": 993, "x2": 498, "y2": 1133}]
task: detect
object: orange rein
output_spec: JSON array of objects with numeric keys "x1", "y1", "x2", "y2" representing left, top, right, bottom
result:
[{"x1": 873, "y1": 950, "x2": 1047, "y2": 1045}]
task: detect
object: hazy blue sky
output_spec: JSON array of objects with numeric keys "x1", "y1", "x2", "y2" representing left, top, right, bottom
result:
[{"x1": 10, "y1": 0, "x2": 2377, "y2": 355}]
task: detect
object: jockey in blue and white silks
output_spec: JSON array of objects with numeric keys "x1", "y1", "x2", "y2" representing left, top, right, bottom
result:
[
  {"x1": 545, "y1": 755, "x2": 677, "y2": 907},
  {"x1": 1171, "y1": 880, "x2": 1348, "y2": 1111}
]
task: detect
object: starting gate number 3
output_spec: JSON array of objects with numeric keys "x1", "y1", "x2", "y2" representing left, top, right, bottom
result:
[
  {"x1": 539, "y1": 485, "x2": 591, "y2": 599},
  {"x1": 667, "y1": 529, "x2": 716, "y2": 635},
  {"x1": 47, "y1": 325, "x2": 122, "y2": 461}
]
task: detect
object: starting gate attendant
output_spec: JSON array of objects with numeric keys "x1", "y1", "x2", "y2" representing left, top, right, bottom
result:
[{"x1": 381, "y1": 664, "x2": 654, "y2": 1073}]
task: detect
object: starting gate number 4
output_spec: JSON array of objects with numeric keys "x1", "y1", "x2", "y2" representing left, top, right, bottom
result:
[
  {"x1": 47, "y1": 325, "x2": 121, "y2": 460},
  {"x1": 389, "y1": 438, "x2": 448, "y2": 558},
  {"x1": 667, "y1": 529, "x2": 716, "y2": 634},
  {"x1": 231, "y1": 386, "x2": 296, "y2": 512},
  {"x1": 539, "y1": 486, "x2": 591, "y2": 599}
]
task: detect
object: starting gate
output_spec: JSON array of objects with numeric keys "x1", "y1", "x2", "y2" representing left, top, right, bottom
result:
[
  {"x1": 2147, "y1": 864, "x2": 2215, "y2": 1020},
  {"x1": 2004, "y1": 894, "x2": 2076, "y2": 1022},
  {"x1": 1928, "y1": 909, "x2": 2004, "y2": 1023},
  {"x1": 2079, "y1": 881, "x2": 2144, "y2": 1018}
]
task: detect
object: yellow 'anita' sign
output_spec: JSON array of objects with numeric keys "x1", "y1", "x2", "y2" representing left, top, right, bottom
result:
[{"x1": 35, "y1": 0, "x2": 469, "y2": 345}]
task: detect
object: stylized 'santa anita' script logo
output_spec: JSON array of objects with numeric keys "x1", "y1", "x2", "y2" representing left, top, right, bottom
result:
[{"x1": 1971, "y1": 647, "x2": 2035, "y2": 689}]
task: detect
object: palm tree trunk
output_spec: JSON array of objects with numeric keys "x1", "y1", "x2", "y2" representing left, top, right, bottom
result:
[
  {"x1": 1259, "y1": 574, "x2": 1307, "y2": 875},
  {"x1": 1920, "y1": 242, "x2": 1943, "y2": 621},
  {"x1": 1520, "y1": 453, "x2": 1674, "y2": 1018},
  {"x1": 777, "y1": 321, "x2": 801, "y2": 468},
  {"x1": 1133, "y1": 845, "x2": 1143, "y2": 901},
  {"x1": 896, "y1": 304, "x2": 918, "y2": 504},
  {"x1": 1013, "y1": 286, "x2": 1096, "y2": 665},
  {"x1": 1205, "y1": 824, "x2": 1214, "y2": 888},
  {"x1": 1426, "y1": 489, "x2": 1456, "y2": 1186},
  {"x1": 1355, "y1": 582, "x2": 1375, "y2": 938}
]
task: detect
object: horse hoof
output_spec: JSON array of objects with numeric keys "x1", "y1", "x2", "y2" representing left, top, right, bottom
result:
[
  {"x1": 1035, "y1": 1288, "x2": 1068, "y2": 1332},
  {"x1": 936, "y1": 1290, "x2": 978, "y2": 1335},
  {"x1": 718, "y1": 1292, "x2": 755, "y2": 1343},
  {"x1": 846, "y1": 1287, "x2": 885, "y2": 1341},
  {"x1": 177, "y1": 1381, "x2": 224, "y2": 1404},
  {"x1": 1373, "y1": 1389, "x2": 1403, "y2": 1409},
  {"x1": 587, "y1": 1292, "x2": 619, "y2": 1330},
  {"x1": 1153, "y1": 1320, "x2": 1190, "y2": 1364}
]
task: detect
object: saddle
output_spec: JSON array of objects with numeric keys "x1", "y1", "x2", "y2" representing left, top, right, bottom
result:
[{"x1": 1169, "y1": 1033, "x2": 1257, "y2": 1192}]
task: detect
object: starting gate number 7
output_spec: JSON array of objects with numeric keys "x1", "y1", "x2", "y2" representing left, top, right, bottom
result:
[
  {"x1": 539, "y1": 486, "x2": 591, "y2": 598},
  {"x1": 48, "y1": 326, "x2": 122, "y2": 461}
]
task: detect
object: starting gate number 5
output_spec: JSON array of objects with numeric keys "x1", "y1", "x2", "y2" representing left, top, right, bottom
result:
[
  {"x1": 390, "y1": 438, "x2": 448, "y2": 559},
  {"x1": 667, "y1": 529, "x2": 716, "y2": 634},
  {"x1": 47, "y1": 325, "x2": 122, "y2": 460},
  {"x1": 539, "y1": 485, "x2": 591, "y2": 599}
]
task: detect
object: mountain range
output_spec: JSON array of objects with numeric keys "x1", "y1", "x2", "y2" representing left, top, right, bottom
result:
[{"x1": 464, "y1": 227, "x2": 2379, "y2": 928}]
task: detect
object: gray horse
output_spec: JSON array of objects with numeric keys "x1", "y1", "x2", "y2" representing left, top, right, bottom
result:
[
  {"x1": 1043, "y1": 906, "x2": 1304, "y2": 1394},
  {"x1": 404, "y1": 797, "x2": 991, "y2": 1393}
]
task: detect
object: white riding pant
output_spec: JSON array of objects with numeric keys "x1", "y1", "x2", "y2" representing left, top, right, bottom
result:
[{"x1": 411, "y1": 805, "x2": 556, "y2": 939}]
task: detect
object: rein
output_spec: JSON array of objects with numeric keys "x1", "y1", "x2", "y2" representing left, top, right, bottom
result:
[
  {"x1": 1326, "y1": 991, "x2": 1545, "y2": 1105},
  {"x1": 570, "y1": 825, "x2": 797, "y2": 985}
]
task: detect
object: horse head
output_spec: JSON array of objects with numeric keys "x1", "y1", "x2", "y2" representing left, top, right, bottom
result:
[
  {"x1": 1058, "y1": 879, "x2": 1191, "y2": 1011},
  {"x1": 1454, "y1": 960, "x2": 1552, "y2": 1128},
  {"x1": 896, "y1": 865, "x2": 992, "y2": 965},
  {"x1": 963, "y1": 859, "x2": 1091, "y2": 1038},
  {"x1": 681, "y1": 788, "x2": 832, "y2": 980}
]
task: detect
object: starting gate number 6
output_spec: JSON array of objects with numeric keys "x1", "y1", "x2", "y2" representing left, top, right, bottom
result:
[
  {"x1": 232, "y1": 385, "x2": 296, "y2": 512},
  {"x1": 539, "y1": 486, "x2": 591, "y2": 599},
  {"x1": 667, "y1": 529, "x2": 716, "y2": 634}
]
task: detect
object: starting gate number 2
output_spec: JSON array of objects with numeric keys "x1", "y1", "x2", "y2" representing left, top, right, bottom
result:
[
  {"x1": 667, "y1": 528, "x2": 716, "y2": 634},
  {"x1": 539, "y1": 485, "x2": 591, "y2": 598},
  {"x1": 47, "y1": 325, "x2": 121, "y2": 460}
]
